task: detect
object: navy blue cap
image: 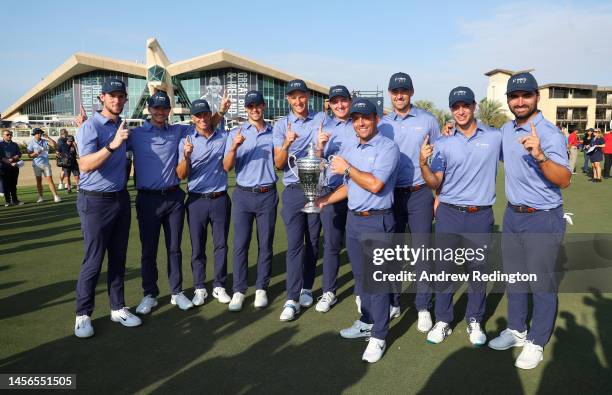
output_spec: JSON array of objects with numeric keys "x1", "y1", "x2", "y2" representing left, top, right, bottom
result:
[
  {"x1": 328, "y1": 85, "x2": 351, "y2": 100},
  {"x1": 31, "y1": 127, "x2": 44, "y2": 135},
  {"x1": 286, "y1": 79, "x2": 308, "y2": 94},
  {"x1": 388, "y1": 72, "x2": 413, "y2": 91},
  {"x1": 448, "y1": 86, "x2": 476, "y2": 107},
  {"x1": 148, "y1": 91, "x2": 171, "y2": 109},
  {"x1": 101, "y1": 78, "x2": 127, "y2": 94},
  {"x1": 350, "y1": 98, "x2": 378, "y2": 116},
  {"x1": 244, "y1": 90, "x2": 265, "y2": 107},
  {"x1": 506, "y1": 72, "x2": 539, "y2": 94},
  {"x1": 190, "y1": 99, "x2": 212, "y2": 115}
]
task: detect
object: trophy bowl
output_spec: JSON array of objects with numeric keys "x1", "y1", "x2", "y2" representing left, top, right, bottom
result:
[{"x1": 288, "y1": 143, "x2": 331, "y2": 213}]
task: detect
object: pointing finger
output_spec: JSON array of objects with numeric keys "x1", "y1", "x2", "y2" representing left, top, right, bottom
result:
[
  {"x1": 422, "y1": 135, "x2": 429, "y2": 147},
  {"x1": 186, "y1": 135, "x2": 191, "y2": 144},
  {"x1": 531, "y1": 123, "x2": 537, "y2": 137}
]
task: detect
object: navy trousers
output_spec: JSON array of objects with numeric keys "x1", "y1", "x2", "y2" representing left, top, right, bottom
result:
[
  {"x1": 76, "y1": 190, "x2": 130, "y2": 316},
  {"x1": 320, "y1": 197, "x2": 348, "y2": 294},
  {"x1": 136, "y1": 188, "x2": 186, "y2": 297},
  {"x1": 393, "y1": 186, "x2": 434, "y2": 309},
  {"x1": 346, "y1": 211, "x2": 395, "y2": 340},
  {"x1": 231, "y1": 188, "x2": 278, "y2": 293},
  {"x1": 433, "y1": 203, "x2": 493, "y2": 324},
  {"x1": 280, "y1": 184, "x2": 321, "y2": 301},
  {"x1": 186, "y1": 193, "x2": 231, "y2": 290},
  {"x1": 502, "y1": 205, "x2": 565, "y2": 347}
]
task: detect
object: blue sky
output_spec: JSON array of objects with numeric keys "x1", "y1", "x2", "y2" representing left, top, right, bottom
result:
[{"x1": 2, "y1": 0, "x2": 611, "y2": 113}]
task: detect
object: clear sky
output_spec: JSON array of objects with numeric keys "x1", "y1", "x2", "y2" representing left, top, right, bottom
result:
[{"x1": 1, "y1": 0, "x2": 611, "y2": 113}]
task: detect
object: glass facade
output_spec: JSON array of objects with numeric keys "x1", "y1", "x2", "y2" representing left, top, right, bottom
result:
[{"x1": 22, "y1": 80, "x2": 74, "y2": 117}]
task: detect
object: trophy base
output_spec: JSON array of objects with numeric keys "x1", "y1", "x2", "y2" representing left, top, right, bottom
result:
[{"x1": 301, "y1": 202, "x2": 321, "y2": 214}]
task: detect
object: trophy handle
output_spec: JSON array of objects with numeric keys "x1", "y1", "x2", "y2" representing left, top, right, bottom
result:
[
  {"x1": 326, "y1": 155, "x2": 336, "y2": 167},
  {"x1": 288, "y1": 154, "x2": 299, "y2": 179}
]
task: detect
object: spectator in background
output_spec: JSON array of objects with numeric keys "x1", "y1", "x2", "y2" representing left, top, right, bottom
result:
[
  {"x1": 567, "y1": 128, "x2": 580, "y2": 174},
  {"x1": 57, "y1": 135, "x2": 80, "y2": 192},
  {"x1": 588, "y1": 129, "x2": 605, "y2": 182},
  {"x1": 0, "y1": 129, "x2": 23, "y2": 206},
  {"x1": 582, "y1": 128, "x2": 594, "y2": 174},
  {"x1": 56, "y1": 129, "x2": 69, "y2": 190},
  {"x1": 27, "y1": 128, "x2": 61, "y2": 203},
  {"x1": 604, "y1": 129, "x2": 612, "y2": 179}
]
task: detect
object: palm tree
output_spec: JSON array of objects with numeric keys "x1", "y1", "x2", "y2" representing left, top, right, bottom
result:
[
  {"x1": 414, "y1": 100, "x2": 435, "y2": 113},
  {"x1": 477, "y1": 98, "x2": 509, "y2": 128}
]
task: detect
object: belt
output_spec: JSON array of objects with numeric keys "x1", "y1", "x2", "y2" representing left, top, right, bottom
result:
[
  {"x1": 189, "y1": 190, "x2": 226, "y2": 199},
  {"x1": 350, "y1": 208, "x2": 393, "y2": 217},
  {"x1": 79, "y1": 189, "x2": 126, "y2": 198},
  {"x1": 237, "y1": 184, "x2": 275, "y2": 193},
  {"x1": 395, "y1": 184, "x2": 426, "y2": 192},
  {"x1": 442, "y1": 202, "x2": 492, "y2": 213},
  {"x1": 507, "y1": 203, "x2": 538, "y2": 213},
  {"x1": 137, "y1": 186, "x2": 180, "y2": 195}
]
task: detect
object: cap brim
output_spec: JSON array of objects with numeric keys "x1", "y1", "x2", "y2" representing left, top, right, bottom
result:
[{"x1": 286, "y1": 88, "x2": 308, "y2": 94}]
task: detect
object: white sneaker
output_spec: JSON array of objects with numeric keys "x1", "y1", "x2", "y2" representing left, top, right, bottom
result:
[
  {"x1": 53, "y1": 195, "x2": 62, "y2": 203},
  {"x1": 229, "y1": 292, "x2": 245, "y2": 311},
  {"x1": 74, "y1": 315, "x2": 94, "y2": 338},
  {"x1": 279, "y1": 300, "x2": 300, "y2": 321},
  {"x1": 192, "y1": 288, "x2": 208, "y2": 306},
  {"x1": 110, "y1": 307, "x2": 142, "y2": 327},
  {"x1": 390, "y1": 305, "x2": 401, "y2": 319},
  {"x1": 58, "y1": 183, "x2": 64, "y2": 190},
  {"x1": 136, "y1": 294, "x2": 158, "y2": 315},
  {"x1": 488, "y1": 328, "x2": 526, "y2": 350},
  {"x1": 36, "y1": 196, "x2": 44, "y2": 203},
  {"x1": 212, "y1": 287, "x2": 231, "y2": 304},
  {"x1": 417, "y1": 310, "x2": 433, "y2": 332},
  {"x1": 362, "y1": 337, "x2": 386, "y2": 363},
  {"x1": 340, "y1": 320, "x2": 373, "y2": 339},
  {"x1": 254, "y1": 289, "x2": 268, "y2": 308},
  {"x1": 315, "y1": 291, "x2": 337, "y2": 313},
  {"x1": 515, "y1": 340, "x2": 544, "y2": 369},
  {"x1": 427, "y1": 321, "x2": 452, "y2": 344},
  {"x1": 356, "y1": 295, "x2": 361, "y2": 314},
  {"x1": 171, "y1": 292, "x2": 194, "y2": 310},
  {"x1": 299, "y1": 289, "x2": 313, "y2": 307},
  {"x1": 467, "y1": 319, "x2": 486, "y2": 346}
]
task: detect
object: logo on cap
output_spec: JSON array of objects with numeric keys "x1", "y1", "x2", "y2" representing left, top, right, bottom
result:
[
  {"x1": 454, "y1": 90, "x2": 467, "y2": 96},
  {"x1": 395, "y1": 77, "x2": 407, "y2": 83},
  {"x1": 355, "y1": 102, "x2": 366, "y2": 108},
  {"x1": 513, "y1": 77, "x2": 527, "y2": 84},
  {"x1": 157, "y1": 96, "x2": 166, "y2": 101},
  {"x1": 111, "y1": 81, "x2": 122, "y2": 86},
  {"x1": 290, "y1": 82, "x2": 301, "y2": 88},
  {"x1": 196, "y1": 102, "x2": 205, "y2": 107}
]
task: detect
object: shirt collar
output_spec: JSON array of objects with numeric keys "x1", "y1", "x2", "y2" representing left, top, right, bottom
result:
[
  {"x1": 243, "y1": 122, "x2": 272, "y2": 133},
  {"x1": 513, "y1": 111, "x2": 544, "y2": 132},
  {"x1": 391, "y1": 106, "x2": 418, "y2": 121},
  {"x1": 93, "y1": 111, "x2": 121, "y2": 126},
  {"x1": 144, "y1": 120, "x2": 169, "y2": 131},
  {"x1": 357, "y1": 130, "x2": 383, "y2": 148},
  {"x1": 333, "y1": 117, "x2": 351, "y2": 126},
  {"x1": 452, "y1": 121, "x2": 487, "y2": 139},
  {"x1": 288, "y1": 110, "x2": 314, "y2": 124}
]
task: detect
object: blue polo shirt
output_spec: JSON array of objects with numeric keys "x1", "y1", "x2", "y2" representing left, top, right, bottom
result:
[
  {"x1": 431, "y1": 122, "x2": 502, "y2": 206},
  {"x1": 225, "y1": 122, "x2": 277, "y2": 187},
  {"x1": 76, "y1": 112, "x2": 127, "y2": 192},
  {"x1": 178, "y1": 125, "x2": 228, "y2": 194},
  {"x1": 129, "y1": 121, "x2": 189, "y2": 190},
  {"x1": 378, "y1": 106, "x2": 440, "y2": 187},
  {"x1": 27, "y1": 138, "x2": 50, "y2": 167},
  {"x1": 272, "y1": 110, "x2": 327, "y2": 186},
  {"x1": 322, "y1": 117, "x2": 357, "y2": 189},
  {"x1": 343, "y1": 132, "x2": 400, "y2": 211},
  {"x1": 501, "y1": 112, "x2": 569, "y2": 209}
]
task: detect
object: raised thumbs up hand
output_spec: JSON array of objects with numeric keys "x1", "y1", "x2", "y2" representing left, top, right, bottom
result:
[
  {"x1": 232, "y1": 126, "x2": 246, "y2": 149},
  {"x1": 419, "y1": 135, "x2": 434, "y2": 166},
  {"x1": 519, "y1": 122, "x2": 543, "y2": 160},
  {"x1": 184, "y1": 134, "x2": 194, "y2": 159}
]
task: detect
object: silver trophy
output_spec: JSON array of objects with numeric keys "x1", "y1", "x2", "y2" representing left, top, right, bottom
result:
[{"x1": 288, "y1": 142, "x2": 335, "y2": 214}]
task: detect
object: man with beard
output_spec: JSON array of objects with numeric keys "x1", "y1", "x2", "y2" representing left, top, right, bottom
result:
[
  {"x1": 273, "y1": 79, "x2": 326, "y2": 321},
  {"x1": 488, "y1": 72, "x2": 571, "y2": 369},
  {"x1": 378, "y1": 72, "x2": 440, "y2": 327},
  {"x1": 74, "y1": 78, "x2": 141, "y2": 338},
  {"x1": 420, "y1": 87, "x2": 500, "y2": 346},
  {"x1": 224, "y1": 91, "x2": 278, "y2": 311}
]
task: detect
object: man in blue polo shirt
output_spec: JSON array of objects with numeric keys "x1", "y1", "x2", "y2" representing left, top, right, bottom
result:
[
  {"x1": 488, "y1": 72, "x2": 571, "y2": 370},
  {"x1": 420, "y1": 86, "x2": 501, "y2": 346},
  {"x1": 378, "y1": 72, "x2": 440, "y2": 327},
  {"x1": 273, "y1": 79, "x2": 326, "y2": 321},
  {"x1": 131, "y1": 91, "x2": 196, "y2": 314},
  {"x1": 315, "y1": 85, "x2": 357, "y2": 313},
  {"x1": 176, "y1": 99, "x2": 230, "y2": 308},
  {"x1": 74, "y1": 78, "x2": 141, "y2": 338},
  {"x1": 315, "y1": 98, "x2": 399, "y2": 363},
  {"x1": 224, "y1": 90, "x2": 278, "y2": 311}
]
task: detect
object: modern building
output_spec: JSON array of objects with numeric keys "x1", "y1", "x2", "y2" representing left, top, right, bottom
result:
[
  {"x1": 1, "y1": 38, "x2": 329, "y2": 136},
  {"x1": 485, "y1": 69, "x2": 612, "y2": 131}
]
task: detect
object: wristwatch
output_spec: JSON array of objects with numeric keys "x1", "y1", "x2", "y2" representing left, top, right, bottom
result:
[
  {"x1": 536, "y1": 153, "x2": 549, "y2": 163},
  {"x1": 105, "y1": 144, "x2": 115, "y2": 153},
  {"x1": 344, "y1": 166, "x2": 352, "y2": 177}
]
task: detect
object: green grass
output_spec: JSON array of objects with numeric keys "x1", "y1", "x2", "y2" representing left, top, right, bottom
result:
[{"x1": 0, "y1": 165, "x2": 611, "y2": 394}]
